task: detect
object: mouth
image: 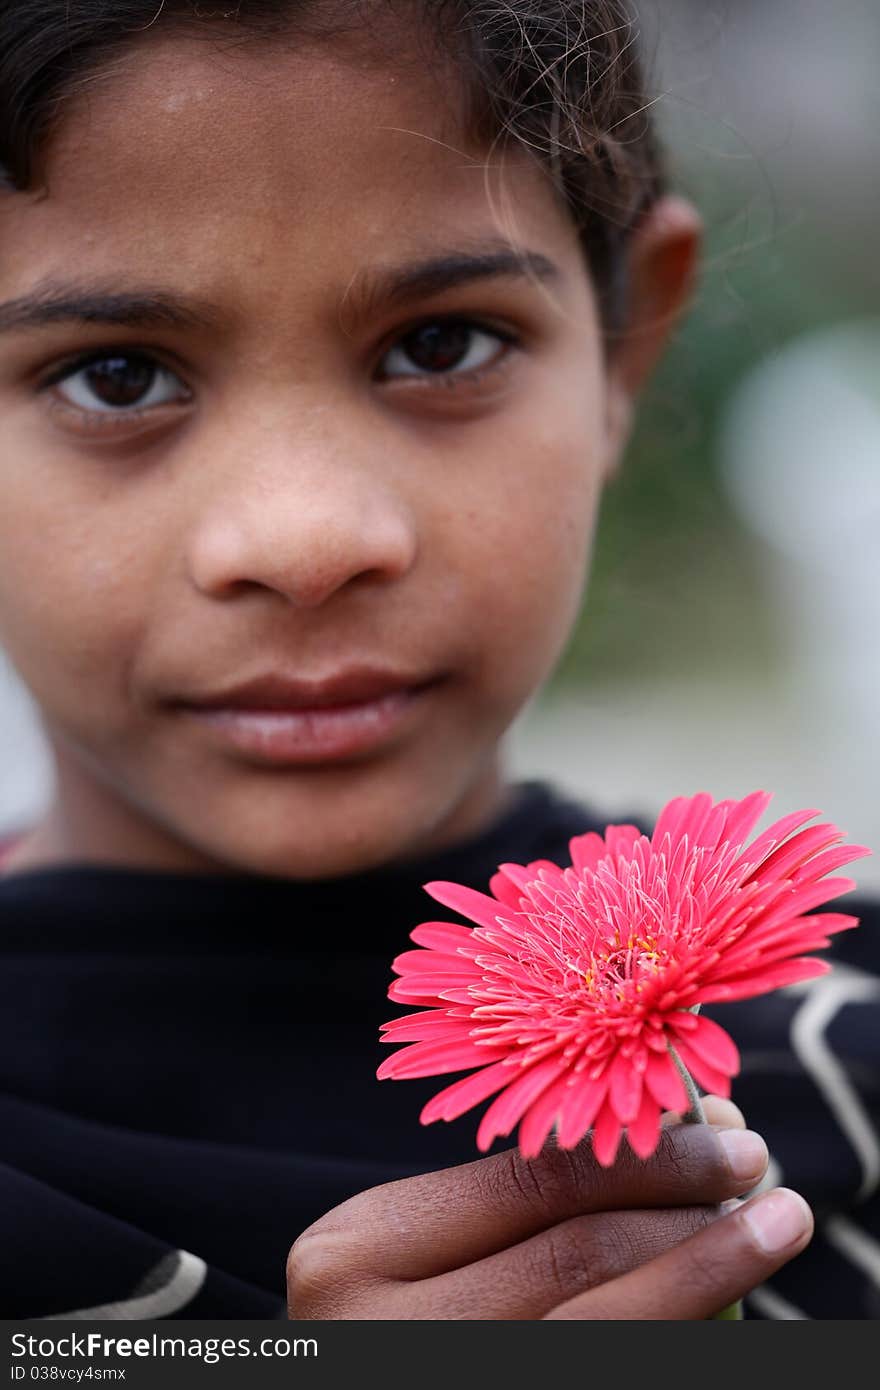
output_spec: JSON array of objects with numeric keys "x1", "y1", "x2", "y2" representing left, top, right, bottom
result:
[{"x1": 177, "y1": 678, "x2": 443, "y2": 765}]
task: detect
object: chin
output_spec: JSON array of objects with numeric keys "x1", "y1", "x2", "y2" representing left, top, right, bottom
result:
[
  {"x1": 157, "y1": 757, "x2": 470, "y2": 880},
  {"x1": 186, "y1": 817, "x2": 418, "y2": 882}
]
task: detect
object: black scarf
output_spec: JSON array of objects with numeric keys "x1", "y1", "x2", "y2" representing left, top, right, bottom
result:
[{"x1": 1, "y1": 780, "x2": 877, "y2": 1319}]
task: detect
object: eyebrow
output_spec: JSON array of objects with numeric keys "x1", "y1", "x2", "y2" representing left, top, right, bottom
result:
[
  {"x1": 339, "y1": 246, "x2": 562, "y2": 323},
  {"x1": 0, "y1": 247, "x2": 562, "y2": 336},
  {"x1": 0, "y1": 284, "x2": 225, "y2": 334}
]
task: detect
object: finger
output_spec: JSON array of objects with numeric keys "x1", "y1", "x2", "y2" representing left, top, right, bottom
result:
[
  {"x1": 544, "y1": 1187, "x2": 813, "y2": 1320},
  {"x1": 360, "y1": 1205, "x2": 723, "y2": 1319},
  {"x1": 702, "y1": 1097, "x2": 746, "y2": 1128},
  {"x1": 289, "y1": 1121, "x2": 769, "y2": 1284}
]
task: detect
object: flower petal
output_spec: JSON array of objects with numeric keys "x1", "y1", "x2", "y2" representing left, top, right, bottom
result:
[
  {"x1": 423, "y1": 880, "x2": 506, "y2": 929},
  {"x1": 420, "y1": 1058, "x2": 515, "y2": 1124},
  {"x1": 717, "y1": 915, "x2": 852, "y2": 970},
  {"x1": 388, "y1": 973, "x2": 479, "y2": 1002},
  {"x1": 790, "y1": 843, "x2": 872, "y2": 885},
  {"x1": 409, "y1": 921, "x2": 477, "y2": 952},
  {"x1": 754, "y1": 822, "x2": 844, "y2": 881},
  {"x1": 668, "y1": 1012, "x2": 740, "y2": 1076},
  {"x1": 714, "y1": 878, "x2": 859, "y2": 960},
  {"x1": 555, "y1": 1073, "x2": 610, "y2": 1149},
  {"x1": 476, "y1": 1056, "x2": 569, "y2": 1151},
  {"x1": 676, "y1": 792, "x2": 715, "y2": 846},
  {"x1": 736, "y1": 807, "x2": 821, "y2": 872},
  {"x1": 626, "y1": 1089, "x2": 663, "y2": 1160},
  {"x1": 591, "y1": 1101, "x2": 624, "y2": 1166},
  {"x1": 668, "y1": 1038, "x2": 731, "y2": 1097},
  {"x1": 609, "y1": 1048, "x2": 644, "y2": 1125},
  {"x1": 516, "y1": 1076, "x2": 573, "y2": 1158},
  {"x1": 604, "y1": 825, "x2": 643, "y2": 861},
  {"x1": 652, "y1": 791, "x2": 722, "y2": 851},
  {"x1": 796, "y1": 912, "x2": 860, "y2": 935},
  {"x1": 644, "y1": 1051, "x2": 689, "y2": 1113},
  {"x1": 715, "y1": 790, "x2": 774, "y2": 849},
  {"x1": 650, "y1": 794, "x2": 691, "y2": 848},
  {"x1": 391, "y1": 949, "x2": 478, "y2": 975},
  {"x1": 695, "y1": 956, "x2": 831, "y2": 1004},
  {"x1": 380, "y1": 1016, "x2": 475, "y2": 1045},
  {"x1": 568, "y1": 830, "x2": 608, "y2": 874},
  {"x1": 377, "y1": 1038, "x2": 506, "y2": 1080},
  {"x1": 489, "y1": 869, "x2": 529, "y2": 910}
]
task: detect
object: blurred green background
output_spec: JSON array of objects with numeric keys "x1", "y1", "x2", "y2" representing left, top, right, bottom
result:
[
  {"x1": 555, "y1": 0, "x2": 880, "y2": 687},
  {"x1": 556, "y1": 201, "x2": 860, "y2": 688}
]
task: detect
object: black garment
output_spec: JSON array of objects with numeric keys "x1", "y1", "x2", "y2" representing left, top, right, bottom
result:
[{"x1": 0, "y1": 779, "x2": 878, "y2": 1319}]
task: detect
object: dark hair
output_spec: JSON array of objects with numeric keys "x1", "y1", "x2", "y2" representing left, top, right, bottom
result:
[{"x1": 0, "y1": 0, "x2": 668, "y2": 341}]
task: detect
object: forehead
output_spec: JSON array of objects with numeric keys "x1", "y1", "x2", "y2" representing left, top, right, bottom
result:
[{"x1": 0, "y1": 29, "x2": 587, "y2": 307}]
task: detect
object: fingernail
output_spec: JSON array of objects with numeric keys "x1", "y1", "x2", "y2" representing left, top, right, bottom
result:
[
  {"x1": 703, "y1": 1097, "x2": 747, "y2": 1128},
  {"x1": 741, "y1": 1189, "x2": 812, "y2": 1253},
  {"x1": 718, "y1": 1128, "x2": 768, "y2": 1182}
]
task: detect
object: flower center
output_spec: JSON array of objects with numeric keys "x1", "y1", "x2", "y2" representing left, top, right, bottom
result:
[{"x1": 583, "y1": 930, "x2": 666, "y2": 999}]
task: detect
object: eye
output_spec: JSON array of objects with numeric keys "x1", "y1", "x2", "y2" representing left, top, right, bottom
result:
[
  {"x1": 46, "y1": 351, "x2": 190, "y2": 414},
  {"x1": 378, "y1": 318, "x2": 515, "y2": 383}
]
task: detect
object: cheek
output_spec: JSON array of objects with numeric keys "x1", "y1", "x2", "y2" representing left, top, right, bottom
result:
[
  {"x1": 0, "y1": 482, "x2": 147, "y2": 730},
  {"x1": 449, "y1": 418, "x2": 603, "y2": 694}
]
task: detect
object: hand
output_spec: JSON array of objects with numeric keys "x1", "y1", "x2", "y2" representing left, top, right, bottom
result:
[{"x1": 286, "y1": 1098, "x2": 813, "y2": 1319}]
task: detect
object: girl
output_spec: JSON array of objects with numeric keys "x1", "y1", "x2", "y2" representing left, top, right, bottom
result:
[{"x1": 0, "y1": 1, "x2": 874, "y2": 1320}]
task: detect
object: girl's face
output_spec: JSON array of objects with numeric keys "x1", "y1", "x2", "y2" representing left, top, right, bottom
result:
[{"x1": 0, "y1": 28, "x2": 696, "y2": 878}]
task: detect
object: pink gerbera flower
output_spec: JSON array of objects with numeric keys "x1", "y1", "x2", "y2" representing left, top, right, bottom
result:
[{"x1": 378, "y1": 791, "x2": 871, "y2": 1166}]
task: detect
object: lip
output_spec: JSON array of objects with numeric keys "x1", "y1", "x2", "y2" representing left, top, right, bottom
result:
[
  {"x1": 176, "y1": 670, "x2": 441, "y2": 765},
  {"x1": 178, "y1": 666, "x2": 436, "y2": 712}
]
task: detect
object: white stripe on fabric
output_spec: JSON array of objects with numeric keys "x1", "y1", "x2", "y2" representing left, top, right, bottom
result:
[
  {"x1": 789, "y1": 971, "x2": 880, "y2": 1203},
  {"x1": 824, "y1": 1215, "x2": 880, "y2": 1290},
  {"x1": 42, "y1": 1249, "x2": 207, "y2": 1321},
  {"x1": 745, "y1": 1283, "x2": 809, "y2": 1320}
]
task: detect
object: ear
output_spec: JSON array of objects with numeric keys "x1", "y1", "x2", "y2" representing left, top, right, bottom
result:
[{"x1": 601, "y1": 194, "x2": 703, "y2": 480}]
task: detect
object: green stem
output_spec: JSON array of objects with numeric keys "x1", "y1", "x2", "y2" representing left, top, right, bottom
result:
[{"x1": 669, "y1": 1044, "x2": 706, "y2": 1125}]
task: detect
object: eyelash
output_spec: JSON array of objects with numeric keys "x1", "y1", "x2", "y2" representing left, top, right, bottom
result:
[{"x1": 38, "y1": 316, "x2": 520, "y2": 429}]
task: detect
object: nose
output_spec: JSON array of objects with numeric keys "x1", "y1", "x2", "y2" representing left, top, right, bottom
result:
[{"x1": 186, "y1": 432, "x2": 419, "y2": 608}]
